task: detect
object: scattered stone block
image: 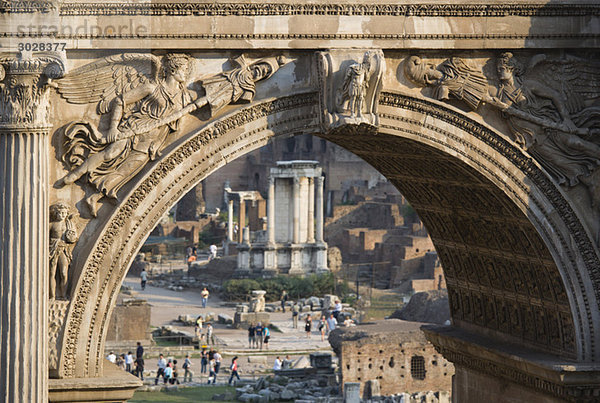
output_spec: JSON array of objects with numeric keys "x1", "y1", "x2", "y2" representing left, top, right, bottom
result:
[
  {"x1": 248, "y1": 355, "x2": 267, "y2": 364},
  {"x1": 364, "y1": 379, "x2": 381, "y2": 398},
  {"x1": 344, "y1": 382, "x2": 360, "y2": 403}
]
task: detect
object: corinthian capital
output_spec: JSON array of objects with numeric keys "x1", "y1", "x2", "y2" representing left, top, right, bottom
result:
[{"x1": 0, "y1": 51, "x2": 65, "y2": 130}]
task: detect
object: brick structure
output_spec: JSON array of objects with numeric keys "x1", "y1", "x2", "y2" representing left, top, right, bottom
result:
[{"x1": 329, "y1": 320, "x2": 453, "y2": 396}]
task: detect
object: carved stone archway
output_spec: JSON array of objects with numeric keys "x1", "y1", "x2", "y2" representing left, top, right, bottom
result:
[
  {"x1": 49, "y1": 88, "x2": 600, "y2": 400},
  {"x1": 3, "y1": 2, "x2": 600, "y2": 402}
]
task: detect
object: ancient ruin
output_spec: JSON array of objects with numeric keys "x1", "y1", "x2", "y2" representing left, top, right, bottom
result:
[
  {"x1": 235, "y1": 160, "x2": 329, "y2": 277},
  {"x1": 2, "y1": 2, "x2": 600, "y2": 402}
]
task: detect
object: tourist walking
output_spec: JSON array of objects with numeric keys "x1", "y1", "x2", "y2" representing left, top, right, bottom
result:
[
  {"x1": 209, "y1": 244, "x2": 218, "y2": 260},
  {"x1": 170, "y1": 359, "x2": 180, "y2": 384},
  {"x1": 201, "y1": 287, "x2": 210, "y2": 308},
  {"x1": 136, "y1": 341, "x2": 144, "y2": 359},
  {"x1": 195, "y1": 315, "x2": 203, "y2": 339},
  {"x1": 200, "y1": 348, "x2": 208, "y2": 374},
  {"x1": 214, "y1": 350, "x2": 222, "y2": 375},
  {"x1": 280, "y1": 290, "x2": 288, "y2": 312},
  {"x1": 319, "y1": 316, "x2": 327, "y2": 341},
  {"x1": 305, "y1": 314, "x2": 312, "y2": 338},
  {"x1": 125, "y1": 351, "x2": 134, "y2": 373},
  {"x1": 205, "y1": 323, "x2": 215, "y2": 345},
  {"x1": 263, "y1": 324, "x2": 271, "y2": 350},
  {"x1": 228, "y1": 356, "x2": 240, "y2": 385},
  {"x1": 134, "y1": 356, "x2": 144, "y2": 380},
  {"x1": 155, "y1": 354, "x2": 167, "y2": 385},
  {"x1": 248, "y1": 323, "x2": 256, "y2": 348},
  {"x1": 183, "y1": 355, "x2": 193, "y2": 383},
  {"x1": 273, "y1": 356, "x2": 282, "y2": 371},
  {"x1": 207, "y1": 358, "x2": 217, "y2": 384},
  {"x1": 255, "y1": 323, "x2": 264, "y2": 350},
  {"x1": 163, "y1": 362, "x2": 173, "y2": 384},
  {"x1": 140, "y1": 268, "x2": 148, "y2": 290},
  {"x1": 326, "y1": 313, "x2": 337, "y2": 334},
  {"x1": 292, "y1": 304, "x2": 299, "y2": 328}
]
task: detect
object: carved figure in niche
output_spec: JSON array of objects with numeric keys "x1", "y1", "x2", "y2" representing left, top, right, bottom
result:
[
  {"x1": 338, "y1": 52, "x2": 372, "y2": 118},
  {"x1": 49, "y1": 202, "x2": 78, "y2": 299},
  {"x1": 55, "y1": 53, "x2": 286, "y2": 216},
  {"x1": 404, "y1": 56, "x2": 489, "y2": 111}
]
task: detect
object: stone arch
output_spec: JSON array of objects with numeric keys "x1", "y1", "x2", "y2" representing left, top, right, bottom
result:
[{"x1": 57, "y1": 90, "x2": 600, "y2": 378}]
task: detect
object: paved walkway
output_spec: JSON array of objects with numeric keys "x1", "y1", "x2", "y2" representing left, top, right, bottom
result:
[{"x1": 122, "y1": 277, "x2": 333, "y2": 353}]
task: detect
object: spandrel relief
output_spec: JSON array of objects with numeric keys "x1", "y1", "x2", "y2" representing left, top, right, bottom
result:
[
  {"x1": 54, "y1": 53, "x2": 286, "y2": 217},
  {"x1": 404, "y1": 54, "x2": 600, "y2": 213}
]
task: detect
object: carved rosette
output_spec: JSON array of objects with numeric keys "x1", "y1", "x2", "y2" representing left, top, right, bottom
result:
[
  {"x1": 316, "y1": 49, "x2": 385, "y2": 135},
  {"x1": 0, "y1": 52, "x2": 65, "y2": 131}
]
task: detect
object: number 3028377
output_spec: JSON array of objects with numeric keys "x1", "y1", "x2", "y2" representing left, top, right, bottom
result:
[{"x1": 18, "y1": 43, "x2": 66, "y2": 52}]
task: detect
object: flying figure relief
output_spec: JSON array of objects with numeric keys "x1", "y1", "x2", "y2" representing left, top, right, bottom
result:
[
  {"x1": 405, "y1": 53, "x2": 600, "y2": 209},
  {"x1": 55, "y1": 53, "x2": 286, "y2": 216}
]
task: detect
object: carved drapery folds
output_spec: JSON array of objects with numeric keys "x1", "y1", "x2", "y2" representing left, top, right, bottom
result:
[
  {"x1": 404, "y1": 54, "x2": 600, "y2": 214},
  {"x1": 55, "y1": 53, "x2": 286, "y2": 217},
  {"x1": 316, "y1": 50, "x2": 385, "y2": 135}
]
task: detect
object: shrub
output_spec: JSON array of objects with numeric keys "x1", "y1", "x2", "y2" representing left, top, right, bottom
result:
[{"x1": 222, "y1": 279, "x2": 261, "y2": 301}]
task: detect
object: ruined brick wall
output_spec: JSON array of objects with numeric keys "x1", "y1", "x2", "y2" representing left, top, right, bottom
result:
[{"x1": 330, "y1": 320, "x2": 453, "y2": 396}]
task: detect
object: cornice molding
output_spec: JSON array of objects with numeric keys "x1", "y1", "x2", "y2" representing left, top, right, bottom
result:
[{"x1": 55, "y1": 3, "x2": 600, "y2": 17}]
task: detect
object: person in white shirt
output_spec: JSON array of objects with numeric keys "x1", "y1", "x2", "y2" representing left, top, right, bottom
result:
[
  {"x1": 125, "y1": 351, "x2": 134, "y2": 373},
  {"x1": 213, "y1": 350, "x2": 222, "y2": 374},
  {"x1": 273, "y1": 356, "x2": 282, "y2": 371},
  {"x1": 155, "y1": 354, "x2": 167, "y2": 385},
  {"x1": 209, "y1": 244, "x2": 218, "y2": 260},
  {"x1": 106, "y1": 352, "x2": 116, "y2": 364},
  {"x1": 140, "y1": 268, "x2": 148, "y2": 290}
]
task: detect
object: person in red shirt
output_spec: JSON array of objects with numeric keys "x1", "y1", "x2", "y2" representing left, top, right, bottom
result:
[{"x1": 228, "y1": 356, "x2": 240, "y2": 385}]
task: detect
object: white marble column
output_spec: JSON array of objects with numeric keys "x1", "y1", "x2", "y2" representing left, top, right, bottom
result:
[
  {"x1": 292, "y1": 177, "x2": 301, "y2": 244},
  {"x1": 238, "y1": 198, "x2": 246, "y2": 244},
  {"x1": 0, "y1": 54, "x2": 64, "y2": 403},
  {"x1": 307, "y1": 177, "x2": 315, "y2": 243},
  {"x1": 316, "y1": 176, "x2": 324, "y2": 242},
  {"x1": 227, "y1": 199, "x2": 234, "y2": 242},
  {"x1": 267, "y1": 177, "x2": 275, "y2": 244}
]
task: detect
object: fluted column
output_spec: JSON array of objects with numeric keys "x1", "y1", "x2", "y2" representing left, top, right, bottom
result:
[
  {"x1": 238, "y1": 198, "x2": 246, "y2": 244},
  {"x1": 0, "y1": 53, "x2": 64, "y2": 403},
  {"x1": 293, "y1": 177, "x2": 301, "y2": 244},
  {"x1": 267, "y1": 177, "x2": 275, "y2": 245},
  {"x1": 307, "y1": 177, "x2": 315, "y2": 243},
  {"x1": 228, "y1": 199, "x2": 234, "y2": 242},
  {"x1": 316, "y1": 176, "x2": 324, "y2": 242}
]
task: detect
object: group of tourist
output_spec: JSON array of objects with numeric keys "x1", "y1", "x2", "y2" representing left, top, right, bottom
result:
[
  {"x1": 106, "y1": 342, "x2": 145, "y2": 380},
  {"x1": 247, "y1": 322, "x2": 271, "y2": 350},
  {"x1": 194, "y1": 317, "x2": 217, "y2": 345},
  {"x1": 273, "y1": 355, "x2": 293, "y2": 370}
]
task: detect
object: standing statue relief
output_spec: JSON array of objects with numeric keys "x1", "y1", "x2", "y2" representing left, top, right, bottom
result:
[
  {"x1": 49, "y1": 202, "x2": 78, "y2": 300},
  {"x1": 55, "y1": 53, "x2": 286, "y2": 216}
]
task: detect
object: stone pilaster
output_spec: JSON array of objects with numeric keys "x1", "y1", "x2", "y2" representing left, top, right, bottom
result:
[
  {"x1": 307, "y1": 177, "x2": 315, "y2": 243},
  {"x1": 0, "y1": 52, "x2": 64, "y2": 403}
]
